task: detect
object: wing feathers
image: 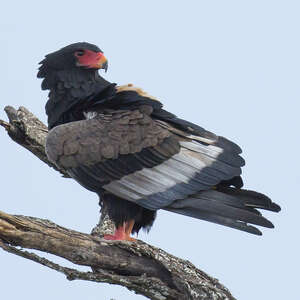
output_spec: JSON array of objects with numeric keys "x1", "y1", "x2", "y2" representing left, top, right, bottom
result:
[
  {"x1": 166, "y1": 189, "x2": 277, "y2": 234},
  {"x1": 165, "y1": 206, "x2": 263, "y2": 235},
  {"x1": 44, "y1": 85, "x2": 280, "y2": 235},
  {"x1": 47, "y1": 106, "x2": 260, "y2": 221},
  {"x1": 103, "y1": 143, "x2": 243, "y2": 210},
  {"x1": 180, "y1": 141, "x2": 245, "y2": 168},
  {"x1": 170, "y1": 194, "x2": 274, "y2": 228},
  {"x1": 216, "y1": 187, "x2": 281, "y2": 212}
]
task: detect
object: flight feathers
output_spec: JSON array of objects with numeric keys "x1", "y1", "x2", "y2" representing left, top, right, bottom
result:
[{"x1": 166, "y1": 188, "x2": 280, "y2": 235}]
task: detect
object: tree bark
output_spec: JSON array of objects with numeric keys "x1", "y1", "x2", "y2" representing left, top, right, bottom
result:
[{"x1": 0, "y1": 106, "x2": 236, "y2": 300}]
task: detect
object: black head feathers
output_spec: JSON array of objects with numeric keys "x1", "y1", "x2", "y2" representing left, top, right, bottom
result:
[
  {"x1": 37, "y1": 42, "x2": 103, "y2": 90},
  {"x1": 39, "y1": 42, "x2": 115, "y2": 129}
]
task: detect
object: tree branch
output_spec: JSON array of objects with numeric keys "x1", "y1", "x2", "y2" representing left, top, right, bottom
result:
[{"x1": 0, "y1": 106, "x2": 236, "y2": 300}]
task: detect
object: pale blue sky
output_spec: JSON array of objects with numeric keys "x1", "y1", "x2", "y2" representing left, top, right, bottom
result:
[{"x1": 0, "y1": 1, "x2": 298, "y2": 299}]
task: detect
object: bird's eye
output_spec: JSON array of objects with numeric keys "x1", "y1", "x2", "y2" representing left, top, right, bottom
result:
[{"x1": 75, "y1": 50, "x2": 85, "y2": 57}]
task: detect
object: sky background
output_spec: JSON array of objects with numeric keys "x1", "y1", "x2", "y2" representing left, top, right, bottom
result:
[{"x1": 0, "y1": 1, "x2": 298, "y2": 299}]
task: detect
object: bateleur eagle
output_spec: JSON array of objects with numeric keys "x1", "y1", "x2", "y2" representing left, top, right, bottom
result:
[{"x1": 38, "y1": 42, "x2": 280, "y2": 241}]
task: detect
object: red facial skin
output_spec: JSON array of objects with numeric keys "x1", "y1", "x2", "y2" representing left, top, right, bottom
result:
[{"x1": 75, "y1": 49, "x2": 107, "y2": 69}]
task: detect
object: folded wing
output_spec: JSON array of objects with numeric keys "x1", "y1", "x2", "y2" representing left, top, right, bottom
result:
[
  {"x1": 46, "y1": 99, "x2": 279, "y2": 234},
  {"x1": 46, "y1": 106, "x2": 243, "y2": 207}
]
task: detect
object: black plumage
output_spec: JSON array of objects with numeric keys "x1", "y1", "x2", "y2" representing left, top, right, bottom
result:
[{"x1": 39, "y1": 42, "x2": 280, "y2": 240}]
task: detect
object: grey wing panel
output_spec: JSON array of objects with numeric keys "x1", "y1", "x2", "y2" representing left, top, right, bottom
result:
[
  {"x1": 68, "y1": 137, "x2": 180, "y2": 193},
  {"x1": 103, "y1": 140, "x2": 244, "y2": 210}
]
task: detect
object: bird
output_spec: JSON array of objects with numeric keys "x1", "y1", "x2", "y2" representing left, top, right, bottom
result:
[{"x1": 38, "y1": 42, "x2": 280, "y2": 241}]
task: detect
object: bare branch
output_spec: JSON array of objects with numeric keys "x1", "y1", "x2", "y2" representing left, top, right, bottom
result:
[
  {"x1": 1, "y1": 106, "x2": 69, "y2": 177},
  {"x1": 0, "y1": 106, "x2": 236, "y2": 300},
  {"x1": 0, "y1": 211, "x2": 234, "y2": 300}
]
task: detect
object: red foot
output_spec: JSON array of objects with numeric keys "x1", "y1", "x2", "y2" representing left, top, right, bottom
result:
[{"x1": 103, "y1": 221, "x2": 136, "y2": 242}]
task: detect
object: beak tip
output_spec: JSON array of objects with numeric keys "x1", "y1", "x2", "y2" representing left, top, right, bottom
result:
[{"x1": 103, "y1": 61, "x2": 108, "y2": 72}]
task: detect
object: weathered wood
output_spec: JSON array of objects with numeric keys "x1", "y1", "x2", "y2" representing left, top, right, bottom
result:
[
  {"x1": 0, "y1": 106, "x2": 236, "y2": 300},
  {"x1": 0, "y1": 210, "x2": 234, "y2": 300},
  {"x1": 2, "y1": 106, "x2": 68, "y2": 177}
]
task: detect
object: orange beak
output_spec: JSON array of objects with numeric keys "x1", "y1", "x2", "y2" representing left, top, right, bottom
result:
[{"x1": 92, "y1": 52, "x2": 108, "y2": 72}]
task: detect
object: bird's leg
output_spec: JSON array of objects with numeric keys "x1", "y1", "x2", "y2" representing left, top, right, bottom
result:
[
  {"x1": 125, "y1": 220, "x2": 136, "y2": 241},
  {"x1": 103, "y1": 220, "x2": 136, "y2": 241}
]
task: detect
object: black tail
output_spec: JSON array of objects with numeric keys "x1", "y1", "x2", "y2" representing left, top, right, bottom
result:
[{"x1": 165, "y1": 188, "x2": 281, "y2": 235}]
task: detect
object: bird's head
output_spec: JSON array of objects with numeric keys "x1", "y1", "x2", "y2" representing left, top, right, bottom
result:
[
  {"x1": 37, "y1": 42, "x2": 108, "y2": 90},
  {"x1": 39, "y1": 43, "x2": 114, "y2": 130}
]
